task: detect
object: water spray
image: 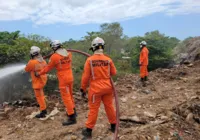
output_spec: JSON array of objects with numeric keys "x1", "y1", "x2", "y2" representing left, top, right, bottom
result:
[{"x1": 0, "y1": 64, "x2": 26, "y2": 79}]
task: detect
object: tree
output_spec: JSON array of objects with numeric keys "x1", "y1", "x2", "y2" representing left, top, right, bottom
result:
[
  {"x1": 129, "y1": 31, "x2": 180, "y2": 71},
  {"x1": 0, "y1": 31, "x2": 20, "y2": 45},
  {"x1": 100, "y1": 22, "x2": 123, "y2": 54}
]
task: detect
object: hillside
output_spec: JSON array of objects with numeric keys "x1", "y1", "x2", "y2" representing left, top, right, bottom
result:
[{"x1": 0, "y1": 61, "x2": 200, "y2": 140}]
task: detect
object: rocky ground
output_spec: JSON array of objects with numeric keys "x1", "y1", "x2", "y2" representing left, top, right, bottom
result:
[{"x1": 0, "y1": 61, "x2": 200, "y2": 140}]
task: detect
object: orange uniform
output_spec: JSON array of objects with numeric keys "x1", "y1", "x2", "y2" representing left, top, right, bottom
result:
[
  {"x1": 25, "y1": 58, "x2": 47, "y2": 111},
  {"x1": 39, "y1": 50, "x2": 75, "y2": 115},
  {"x1": 81, "y1": 54, "x2": 117, "y2": 129},
  {"x1": 139, "y1": 47, "x2": 149, "y2": 78}
]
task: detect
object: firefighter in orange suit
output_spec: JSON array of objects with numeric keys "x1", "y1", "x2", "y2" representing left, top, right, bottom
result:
[
  {"x1": 36, "y1": 40, "x2": 76, "y2": 126},
  {"x1": 80, "y1": 37, "x2": 117, "y2": 139},
  {"x1": 139, "y1": 41, "x2": 149, "y2": 85},
  {"x1": 25, "y1": 46, "x2": 48, "y2": 118}
]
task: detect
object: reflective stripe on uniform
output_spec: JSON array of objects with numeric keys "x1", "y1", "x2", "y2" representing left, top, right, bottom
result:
[
  {"x1": 90, "y1": 60, "x2": 95, "y2": 80},
  {"x1": 108, "y1": 60, "x2": 110, "y2": 77}
]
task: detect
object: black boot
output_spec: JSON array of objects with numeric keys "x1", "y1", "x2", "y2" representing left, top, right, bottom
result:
[
  {"x1": 110, "y1": 124, "x2": 116, "y2": 133},
  {"x1": 82, "y1": 128, "x2": 92, "y2": 139},
  {"x1": 140, "y1": 78, "x2": 146, "y2": 87},
  {"x1": 35, "y1": 110, "x2": 47, "y2": 118},
  {"x1": 62, "y1": 114, "x2": 77, "y2": 126},
  {"x1": 74, "y1": 108, "x2": 77, "y2": 117},
  {"x1": 67, "y1": 108, "x2": 77, "y2": 117},
  {"x1": 144, "y1": 76, "x2": 148, "y2": 81}
]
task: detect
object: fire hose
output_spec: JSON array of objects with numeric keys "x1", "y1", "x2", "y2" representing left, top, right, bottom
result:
[{"x1": 44, "y1": 49, "x2": 119, "y2": 140}]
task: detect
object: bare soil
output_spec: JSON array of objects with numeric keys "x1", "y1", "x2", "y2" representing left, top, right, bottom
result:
[{"x1": 0, "y1": 61, "x2": 200, "y2": 140}]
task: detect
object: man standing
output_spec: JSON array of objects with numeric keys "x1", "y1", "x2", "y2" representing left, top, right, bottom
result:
[
  {"x1": 139, "y1": 41, "x2": 149, "y2": 86},
  {"x1": 25, "y1": 46, "x2": 48, "y2": 118},
  {"x1": 80, "y1": 37, "x2": 117, "y2": 139},
  {"x1": 36, "y1": 40, "x2": 76, "y2": 126}
]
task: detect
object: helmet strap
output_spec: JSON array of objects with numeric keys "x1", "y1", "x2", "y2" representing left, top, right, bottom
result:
[
  {"x1": 52, "y1": 46, "x2": 61, "y2": 52},
  {"x1": 90, "y1": 45, "x2": 104, "y2": 52},
  {"x1": 30, "y1": 53, "x2": 39, "y2": 59}
]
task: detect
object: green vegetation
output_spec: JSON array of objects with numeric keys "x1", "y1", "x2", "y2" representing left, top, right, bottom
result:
[{"x1": 0, "y1": 22, "x2": 181, "y2": 92}]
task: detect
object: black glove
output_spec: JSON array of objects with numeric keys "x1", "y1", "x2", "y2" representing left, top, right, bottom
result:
[
  {"x1": 138, "y1": 63, "x2": 142, "y2": 66},
  {"x1": 35, "y1": 72, "x2": 40, "y2": 77},
  {"x1": 80, "y1": 89, "x2": 86, "y2": 98}
]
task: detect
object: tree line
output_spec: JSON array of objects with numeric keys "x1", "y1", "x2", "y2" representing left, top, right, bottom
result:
[{"x1": 0, "y1": 22, "x2": 188, "y2": 91}]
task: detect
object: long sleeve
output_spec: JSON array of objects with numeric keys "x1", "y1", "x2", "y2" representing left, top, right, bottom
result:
[
  {"x1": 140, "y1": 50, "x2": 147, "y2": 65},
  {"x1": 25, "y1": 60, "x2": 34, "y2": 72},
  {"x1": 81, "y1": 60, "x2": 91, "y2": 91},
  {"x1": 39, "y1": 57, "x2": 55, "y2": 75},
  {"x1": 110, "y1": 60, "x2": 117, "y2": 76}
]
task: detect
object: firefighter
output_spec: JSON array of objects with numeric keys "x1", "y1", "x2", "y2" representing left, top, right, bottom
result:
[
  {"x1": 80, "y1": 37, "x2": 117, "y2": 139},
  {"x1": 36, "y1": 40, "x2": 76, "y2": 126},
  {"x1": 139, "y1": 41, "x2": 149, "y2": 86},
  {"x1": 25, "y1": 46, "x2": 48, "y2": 118}
]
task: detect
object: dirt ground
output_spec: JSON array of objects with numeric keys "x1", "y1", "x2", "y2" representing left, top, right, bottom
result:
[{"x1": 0, "y1": 61, "x2": 200, "y2": 140}]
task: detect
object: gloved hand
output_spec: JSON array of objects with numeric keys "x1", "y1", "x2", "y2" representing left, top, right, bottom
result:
[
  {"x1": 35, "y1": 72, "x2": 40, "y2": 77},
  {"x1": 80, "y1": 89, "x2": 86, "y2": 98}
]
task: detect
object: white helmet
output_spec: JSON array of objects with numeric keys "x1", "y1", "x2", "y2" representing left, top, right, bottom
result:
[
  {"x1": 50, "y1": 40, "x2": 62, "y2": 51},
  {"x1": 140, "y1": 41, "x2": 147, "y2": 48},
  {"x1": 90, "y1": 37, "x2": 105, "y2": 52},
  {"x1": 30, "y1": 46, "x2": 40, "y2": 55}
]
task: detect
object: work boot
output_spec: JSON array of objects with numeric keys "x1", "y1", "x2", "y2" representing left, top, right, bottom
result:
[
  {"x1": 62, "y1": 114, "x2": 77, "y2": 126},
  {"x1": 82, "y1": 128, "x2": 92, "y2": 139},
  {"x1": 74, "y1": 108, "x2": 77, "y2": 117},
  {"x1": 110, "y1": 124, "x2": 116, "y2": 133},
  {"x1": 35, "y1": 110, "x2": 47, "y2": 118},
  {"x1": 66, "y1": 108, "x2": 77, "y2": 117},
  {"x1": 144, "y1": 76, "x2": 148, "y2": 81},
  {"x1": 140, "y1": 78, "x2": 146, "y2": 87}
]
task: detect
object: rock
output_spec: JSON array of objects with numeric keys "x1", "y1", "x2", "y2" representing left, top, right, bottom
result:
[
  {"x1": 4, "y1": 107, "x2": 14, "y2": 114},
  {"x1": 120, "y1": 115, "x2": 146, "y2": 124},
  {"x1": 154, "y1": 135, "x2": 160, "y2": 140},
  {"x1": 142, "y1": 90, "x2": 151, "y2": 94},
  {"x1": 179, "y1": 77, "x2": 188, "y2": 82},
  {"x1": 139, "y1": 135, "x2": 147, "y2": 140},
  {"x1": 187, "y1": 63, "x2": 194, "y2": 67},
  {"x1": 131, "y1": 96, "x2": 137, "y2": 100},
  {"x1": 67, "y1": 130, "x2": 73, "y2": 133},
  {"x1": 137, "y1": 105, "x2": 142, "y2": 108},
  {"x1": 175, "y1": 87, "x2": 181, "y2": 90},
  {"x1": 150, "y1": 120, "x2": 166, "y2": 125},
  {"x1": 144, "y1": 111, "x2": 156, "y2": 118},
  {"x1": 2, "y1": 102, "x2": 10, "y2": 107},
  {"x1": 55, "y1": 102, "x2": 60, "y2": 107},
  {"x1": 70, "y1": 135, "x2": 77, "y2": 140},
  {"x1": 161, "y1": 116, "x2": 169, "y2": 120},
  {"x1": 17, "y1": 124, "x2": 22, "y2": 128},
  {"x1": 120, "y1": 97, "x2": 128, "y2": 103},
  {"x1": 146, "y1": 136, "x2": 152, "y2": 140},
  {"x1": 186, "y1": 113, "x2": 194, "y2": 123}
]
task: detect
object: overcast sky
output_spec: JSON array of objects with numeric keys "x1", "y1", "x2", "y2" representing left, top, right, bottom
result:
[{"x1": 0, "y1": 0, "x2": 199, "y2": 41}]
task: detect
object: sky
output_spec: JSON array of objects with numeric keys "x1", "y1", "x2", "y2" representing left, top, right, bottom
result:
[{"x1": 0, "y1": 0, "x2": 200, "y2": 41}]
